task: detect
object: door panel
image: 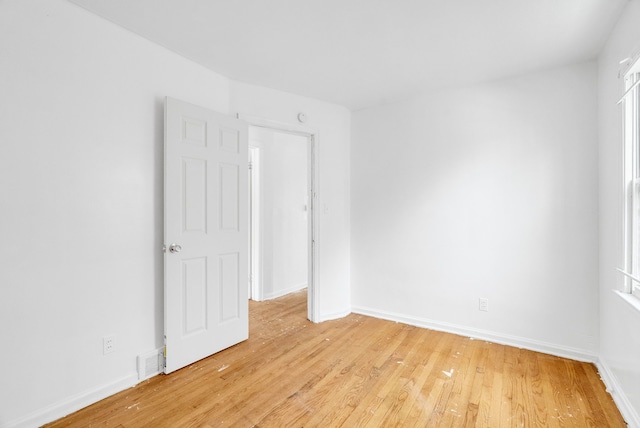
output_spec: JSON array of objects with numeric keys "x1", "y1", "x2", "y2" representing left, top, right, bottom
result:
[
  {"x1": 220, "y1": 164, "x2": 239, "y2": 230},
  {"x1": 182, "y1": 257, "x2": 207, "y2": 335},
  {"x1": 164, "y1": 97, "x2": 248, "y2": 374},
  {"x1": 219, "y1": 252, "x2": 240, "y2": 321},
  {"x1": 182, "y1": 158, "x2": 207, "y2": 232}
]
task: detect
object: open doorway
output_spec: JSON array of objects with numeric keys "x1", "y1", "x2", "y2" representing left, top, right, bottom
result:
[{"x1": 246, "y1": 122, "x2": 318, "y2": 322}]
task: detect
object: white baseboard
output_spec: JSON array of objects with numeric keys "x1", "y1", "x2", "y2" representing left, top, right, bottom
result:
[
  {"x1": 5, "y1": 373, "x2": 138, "y2": 428},
  {"x1": 263, "y1": 283, "x2": 307, "y2": 301},
  {"x1": 351, "y1": 305, "x2": 598, "y2": 362},
  {"x1": 597, "y1": 358, "x2": 640, "y2": 428},
  {"x1": 318, "y1": 308, "x2": 351, "y2": 322}
]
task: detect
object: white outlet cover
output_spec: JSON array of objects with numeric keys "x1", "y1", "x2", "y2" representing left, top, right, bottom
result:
[{"x1": 103, "y1": 335, "x2": 116, "y2": 354}]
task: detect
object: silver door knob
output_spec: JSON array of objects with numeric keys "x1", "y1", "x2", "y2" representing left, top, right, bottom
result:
[{"x1": 169, "y1": 243, "x2": 182, "y2": 254}]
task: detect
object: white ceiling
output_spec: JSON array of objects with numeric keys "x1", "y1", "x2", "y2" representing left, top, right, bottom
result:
[{"x1": 69, "y1": 0, "x2": 627, "y2": 110}]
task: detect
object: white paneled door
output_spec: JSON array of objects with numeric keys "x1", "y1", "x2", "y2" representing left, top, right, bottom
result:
[{"x1": 164, "y1": 97, "x2": 248, "y2": 374}]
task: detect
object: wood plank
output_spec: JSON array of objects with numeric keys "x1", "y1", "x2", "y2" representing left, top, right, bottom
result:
[{"x1": 45, "y1": 290, "x2": 628, "y2": 428}]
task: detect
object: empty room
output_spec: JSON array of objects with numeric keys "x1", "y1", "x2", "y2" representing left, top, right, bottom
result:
[{"x1": 1, "y1": 0, "x2": 640, "y2": 426}]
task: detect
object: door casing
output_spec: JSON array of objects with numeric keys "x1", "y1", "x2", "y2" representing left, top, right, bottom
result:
[{"x1": 240, "y1": 114, "x2": 320, "y2": 323}]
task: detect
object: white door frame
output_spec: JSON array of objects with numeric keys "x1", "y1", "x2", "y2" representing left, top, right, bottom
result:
[
  {"x1": 239, "y1": 114, "x2": 320, "y2": 323},
  {"x1": 248, "y1": 146, "x2": 261, "y2": 301}
]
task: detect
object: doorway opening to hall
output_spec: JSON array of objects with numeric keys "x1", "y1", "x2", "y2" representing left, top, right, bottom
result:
[{"x1": 247, "y1": 126, "x2": 315, "y2": 320}]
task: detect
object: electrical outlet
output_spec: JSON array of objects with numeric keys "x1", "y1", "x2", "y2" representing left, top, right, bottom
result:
[
  {"x1": 103, "y1": 335, "x2": 116, "y2": 355},
  {"x1": 479, "y1": 298, "x2": 489, "y2": 312}
]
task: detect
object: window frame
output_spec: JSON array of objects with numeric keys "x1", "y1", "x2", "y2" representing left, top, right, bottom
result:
[{"x1": 622, "y1": 55, "x2": 640, "y2": 299}]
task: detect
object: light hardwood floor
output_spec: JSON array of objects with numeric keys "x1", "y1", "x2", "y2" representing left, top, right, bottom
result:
[{"x1": 47, "y1": 290, "x2": 626, "y2": 427}]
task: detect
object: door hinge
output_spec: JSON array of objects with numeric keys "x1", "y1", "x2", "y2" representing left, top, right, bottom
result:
[
  {"x1": 248, "y1": 161, "x2": 252, "y2": 170},
  {"x1": 160, "y1": 352, "x2": 166, "y2": 371}
]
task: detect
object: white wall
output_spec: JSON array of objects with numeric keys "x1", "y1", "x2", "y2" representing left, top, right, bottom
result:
[
  {"x1": 0, "y1": 0, "x2": 350, "y2": 425},
  {"x1": 231, "y1": 82, "x2": 352, "y2": 320},
  {"x1": 250, "y1": 129, "x2": 309, "y2": 300},
  {"x1": 351, "y1": 62, "x2": 600, "y2": 359},
  {"x1": 598, "y1": 0, "x2": 640, "y2": 424}
]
